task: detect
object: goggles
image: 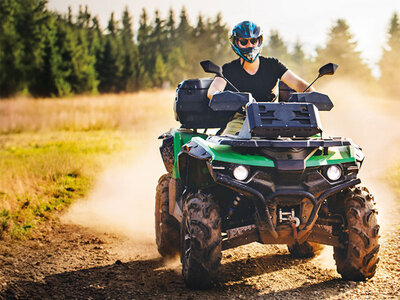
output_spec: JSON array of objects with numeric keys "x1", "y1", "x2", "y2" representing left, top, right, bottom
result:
[{"x1": 237, "y1": 37, "x2": 261, "y2": 47}]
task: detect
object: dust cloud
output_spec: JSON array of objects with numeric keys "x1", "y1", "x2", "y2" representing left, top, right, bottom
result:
[
  {"x1": 63, "y1": 144, "x2": 162, "y2": 240},
  {"x1": 62, "y1": 110, "x2": 178, "y2": 258},
  {"x1": 62, "y1": 145, "x2": 164, "y2": 261}
]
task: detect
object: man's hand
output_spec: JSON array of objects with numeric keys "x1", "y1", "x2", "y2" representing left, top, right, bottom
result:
[{"x1": 207, "y1": 77, "x2": 227, "y2": 100}]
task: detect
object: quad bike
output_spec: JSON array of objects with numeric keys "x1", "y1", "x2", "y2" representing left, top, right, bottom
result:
[{"x1": 155, "y1": 60, "x2": 380, "y2": 289}]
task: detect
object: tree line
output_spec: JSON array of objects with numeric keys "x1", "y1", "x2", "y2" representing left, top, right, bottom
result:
[{"x1": 1, "y1": 0, "x2": 400, "y2": 98}]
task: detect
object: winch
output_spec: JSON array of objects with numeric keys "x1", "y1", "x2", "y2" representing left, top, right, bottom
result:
[{"x1": 278, "y1": 208, "x2": 300, "y2": 227}]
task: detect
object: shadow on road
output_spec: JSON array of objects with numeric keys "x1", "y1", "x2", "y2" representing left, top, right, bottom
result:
[
  {"x1": 261, "y1": 278, "x2": 355, "y2": 299},
  {"x1": 2, "y1": 251, "x2": 356, "y2": 299}
]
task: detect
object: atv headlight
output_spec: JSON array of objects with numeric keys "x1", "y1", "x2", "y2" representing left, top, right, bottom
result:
[
  {"x1": 233, "y1": 165, "x2": 249, "y2": 181},
  {"x1": 326, "y1": 165, "x2": 342, "y2": 181}
]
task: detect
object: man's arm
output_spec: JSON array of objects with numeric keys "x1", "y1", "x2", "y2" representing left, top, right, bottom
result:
[
  {"x1": 207, "y1": 77, "x2": 227, "y2": 100},
  {"x1": 281, "y1": 70, "x2": 316, "y2": 93}
]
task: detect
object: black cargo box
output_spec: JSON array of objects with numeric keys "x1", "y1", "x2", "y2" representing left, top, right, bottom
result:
[
  {"x1": 174, "y1": 79, "x2": 234, "y2": 129},
  {"x1": 246, "y1": 102, "x2": 322, "y2": 138}
]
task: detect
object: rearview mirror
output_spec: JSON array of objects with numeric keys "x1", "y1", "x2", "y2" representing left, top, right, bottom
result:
[
  {"x1": 302, "y1": 63, "x2": 339, "y2": 92},
  {"x1": 200, "y1": 60, "x2": 223, "y2": 77},
  {"x1": 318, "y1": 63, "x2": 338, "y2": 77}
]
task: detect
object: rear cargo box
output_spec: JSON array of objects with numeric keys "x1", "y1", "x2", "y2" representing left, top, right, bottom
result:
[{"x1": 174, "y1": 79, "x2": 233, "y2": 129}]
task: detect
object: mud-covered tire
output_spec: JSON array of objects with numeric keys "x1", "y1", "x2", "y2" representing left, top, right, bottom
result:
[
  {"x1": 333, "y1": 186, "x2": 380, "y2": 280},
  {"x1": 155, "y1": 174, "x2": 180, "y2": 257},
  {"x1": 181, "y1": 192, "x2": 222, "y2": 289},
  {"x1": 288, "y1": 242, "x2": 324, "y2": 258}
]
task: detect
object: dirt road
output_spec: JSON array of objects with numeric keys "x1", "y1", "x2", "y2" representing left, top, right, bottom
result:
[{"x1": 1, "y1": 83, "x2": 400, "y2": 299}]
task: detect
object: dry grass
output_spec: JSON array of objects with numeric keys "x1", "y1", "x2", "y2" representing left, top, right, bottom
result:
[{"x1": 0, "y1": 90, "x2": 175, "y2": 133}]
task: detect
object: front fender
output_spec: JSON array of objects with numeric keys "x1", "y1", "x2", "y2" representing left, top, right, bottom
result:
[{"x1": 178, "y1": 139, "x2": 213, "y2": 188}]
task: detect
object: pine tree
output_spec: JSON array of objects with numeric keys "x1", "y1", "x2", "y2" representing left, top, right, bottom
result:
[
  {"x1": 152, "y1": 10, "x2": 167, "y2": 57},
  {"x1": 107, "y1": 12, "x2": 117, "y2": 35},
  {"x1": 207, "y1": 13, "x2": 232, "y2": 66},
  {"x1": 176, "y1": 7, "x2": 191, "y2": 43},
  {"x1": 19, "y1": 0, "x2": 49, "y2": 94},
  {"x1": 88, "y1": 16, "x2": 102, "y2": 61},
  {"x1": 379, "y1": 12, "x2": 400, "y2": 97},
  {"x1": 138, "y1": 8, "x2": 151, "y2": 54},
  {"x1": 174, "y1": 7, "x2": 193, "y2": 78},
  {"x1": 287, "y1": 40, "x2": 314, "y2": 80},
  {"x1": 73, "y1": 29, "x2": 98, "y2": 93},
  {"x1": 0, "y1": 0, "x2": 49, "y2": 96},
  {"x1": 166, "y1": 47, "x2": 185, "y2": 86},
  {"x1": 96, "y1": 13, "x2": 120, "y2": 92},
  {"x1": 52, "y1": 20, "x2": 76, "y2": 95},
  {"x1": 181, "y1": 13, "x2": 204, "y2": 77},
  {"x1": 120, "y1": 7, "x2": 139, "y2": 91},
  {"x1": 153, "y1": 54, "x2": 167, "y2": 87},
  {"x1": 0, "y1": 0, "x2": 24, "y2": 96},
  {"x1": 97, "y1": 36, "x2": 119, "y2": 92},
  {"x1": 33, "y1": 14, "x2": 72, "y2": 96},
  {"x1": 149, "y1": 10, "x2": 169, "y2": 85},
  {"x1": 165, "y1": 8, "x2": 177, "y2": 44},
  {"x1": 137, "y1": 8, "x2": 152, "y2": 88},
  {"x1": 90, "y1": 15, "x2": 103, "y2": 79},
  {"x1": 316, "y1": 19, "x2": 372, "y2": 82},
  {"x1": 55, "y1": 20, "x2": 97, "y2": 94},
  {"x1": 67, "y1": 6, "x2": 73, "y2": 25},
  {"x1": 77, "y1": 5, "x2": 91, "y2": 28},
  {"x1": 194, "y1": 14, "x2": 206, "y2": 38},
  {"x1": 291, "y1": 41, "x2": 305, "y2": 66},
  {"x1": 263, "y1": 30, "x2": 289, "y2": 62}
]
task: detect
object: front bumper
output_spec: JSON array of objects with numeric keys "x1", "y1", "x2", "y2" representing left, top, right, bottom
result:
[{"x1": 207, "y1": 162, "x2": 360, "y2": 244}]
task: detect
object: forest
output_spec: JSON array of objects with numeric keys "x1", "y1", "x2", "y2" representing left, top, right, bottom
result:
[{"x1": 1, "y1": 0, "x2": 400, "y2": 98}]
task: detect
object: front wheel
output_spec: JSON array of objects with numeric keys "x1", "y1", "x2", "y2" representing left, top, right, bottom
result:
[
  {"x1": 333, "y1": 186, "x2": 380, "y2": 280},
  {"x1": 181, "y1": 192, "x2": 222, "y2": 289}
]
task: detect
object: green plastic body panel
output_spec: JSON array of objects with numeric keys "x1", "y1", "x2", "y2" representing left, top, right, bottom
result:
[
  {"x1": 191, "y1": 137, "x2": 275, "y2": 167},
  {"x1": 306, "y1": 145, "x2": 356, "y2": 167},
  {"x1": 178, "y1": 136, "x2": 357, "y2": 170}
]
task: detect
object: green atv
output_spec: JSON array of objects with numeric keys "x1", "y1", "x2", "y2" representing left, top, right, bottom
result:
[{"x1": 155, "y1": 60, "x2": 380, "y2": 289}]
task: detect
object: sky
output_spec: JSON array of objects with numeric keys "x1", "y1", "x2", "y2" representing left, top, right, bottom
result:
[{"x1": 48, "y1": 0, "x2": 400, "y2": 75}]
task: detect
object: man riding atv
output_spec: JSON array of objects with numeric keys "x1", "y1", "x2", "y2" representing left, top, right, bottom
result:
[
  {"x1": 208, "y1": 20, "x2": 315, "y2": 135},
  {"x1": 155, "y1": 21, "x2": 380, "y2": 290}
]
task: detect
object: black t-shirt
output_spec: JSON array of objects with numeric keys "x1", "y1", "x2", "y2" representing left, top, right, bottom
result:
[{"x1": 222, "y1": 56, "x2": 288, "y2": 101}]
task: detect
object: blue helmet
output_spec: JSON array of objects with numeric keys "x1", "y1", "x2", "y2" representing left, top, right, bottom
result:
[{"x1": 229, "y1": 21, "x2": 263, "y2": 63}]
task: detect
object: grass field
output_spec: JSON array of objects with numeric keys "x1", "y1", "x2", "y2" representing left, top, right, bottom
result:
[{"x1": 0, "y1": 90, "x2": 175, "y2": 239}]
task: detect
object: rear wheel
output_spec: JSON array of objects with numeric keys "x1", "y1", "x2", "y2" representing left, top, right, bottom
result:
[
  {"x1": 155, "y1": 174, "x2": 180, "y2": 257},
  {"x1": 181, "y1": 192, "x2": 221, "y2": 289},
  {"x1": 288, "y1": 241, "x2": 324, "y2": 258},
  {"x1": 333, "y1": 187, "x2": 380, "y2": 280}
]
